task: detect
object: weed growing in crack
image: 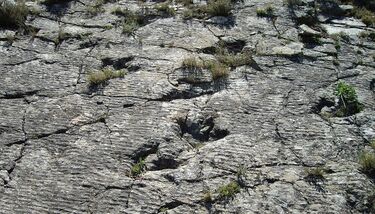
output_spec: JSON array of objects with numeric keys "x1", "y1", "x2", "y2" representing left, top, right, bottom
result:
[
  {"x1": 217, "y1": 181, "x2": 240, "y2": 200},
  {"x1": 182, "y1": 57, "x2": 229, "y2": 81},
  {"x1": 130, "y1": 158, "x2": 146, "y2": 177},
  {"x1": 334, "y1": 81, "x2": 363, "y2": 117}
]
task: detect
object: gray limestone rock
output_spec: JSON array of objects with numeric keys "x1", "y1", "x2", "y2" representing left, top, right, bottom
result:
[{"x1": 0, "y1": 0, "x2": 374, "y2": 213}]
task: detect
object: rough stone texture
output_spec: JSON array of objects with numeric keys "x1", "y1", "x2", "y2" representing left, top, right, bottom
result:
[{"x1": 1, "y1": 0, "x2": 375, "y2": 213}]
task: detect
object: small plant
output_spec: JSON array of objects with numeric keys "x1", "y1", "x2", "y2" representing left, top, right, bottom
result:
[
  {"x1": 154, "y1": 2, "x2": 175, "y2": 17},
  {"x1": 359, "y1": 152, "x2": 375, "y2": 177},
  {"x1": 206, "y1": 61, "x2": 229, "y2": 80},
  {"x1": 114, "y1": 9, "x2": 146, "y2": 34},
  {"x1": 256, "y1": 5, "x2": 274, "y2": 18},
  {"x1": 182, "y1": 57, "x2": 204, "y2": 70},
  {"x1": 0, "y1": 0, "x2": 28, "y2": 29},
  {"x1": 122, "y1": 19, "x2": 139, "y2": 34},
  {"x1": 130, "y1": 158, "x2": 146, "y2": 177},
  {"x1": 87, "y1": 0, "x2": 106, "y2": 16},
  {"x1": 353, "y1": 7, "x2": 375, "y2": 27},
  {"x1": 182, "y1": 7, "x2": 206, "y2": 19},
  {"x1": 181, "y1": 57, "x2": 206, "y2": 83},
  {"x1": 335, "y1": 81, "x2": 363, "y2": 116},
  {"x1": 87, "y1": 68, "x2": 125, "y2": 86},
  {"x1": 217, "y1": 181, "x2": 240, "y2": 200},
  {"x1": 216, "y1": 52, "x2": 253, "y2": 67},
  {"x1": 206, "y1": 0, "x2": 233, "y2": 17}
]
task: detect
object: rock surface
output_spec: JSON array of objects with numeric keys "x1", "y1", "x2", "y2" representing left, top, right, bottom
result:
[{"x1": 0, "y1": 0, "x2": 375, "y2": 213}]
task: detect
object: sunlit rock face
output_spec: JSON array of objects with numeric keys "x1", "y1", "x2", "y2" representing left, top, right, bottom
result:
[{"x1": 0, "y1": 0, "x2": 375, "y2": 213}]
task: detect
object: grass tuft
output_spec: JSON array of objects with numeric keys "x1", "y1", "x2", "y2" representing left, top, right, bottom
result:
[
  {"x1": 0, "y1": 1, "x2": 28, "y2": 29},
  {"x1": 130, "y1": 158, "x2": 146, "y2": 177},
  {"x1": 88, "y1": 68, "x2": 125, "y2": 86},
  {"x1": 154, "y1": 2, "x2": 175, "y2": 17},
  {"x1": 217, "y1": 181, "x2": 240, "y2": 200},
  {"x1": 206, "y1": 0, "x2": 233, "y2": 17},
  {"x1": 359, "y1": 152, "x2": 375, "y2": 177},
  {"x1": 256, "y1": 5, "x2": 274, "y2": 18}
]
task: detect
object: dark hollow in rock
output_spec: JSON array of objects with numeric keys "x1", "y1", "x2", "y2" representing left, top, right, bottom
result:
[
  {"x1": 101, "y1": 57, "x2": 134, "y2": 70},
  {"x1": 222, "y1": 39, "x2": 246, "y2": 54},
  {"x1": 131, "y1": 140, "x2": 159, "y2": 162},
  {"x1": 312, "y1": 97, "x2": 335, "y2": 114},
  {"x1": 305, "y1": 174, "x2": 326, "y2": 193},
  {"x1": 42, "y1": 0, "x2": 73, "y2": 16},
  {"x1": 158, "y1": 200, "x2": 185, "y2": 212},
  {"x1": 177, "y1": 114, "x2": 229, "y2": 142},
  {"x1": 370, "y1": 78, "x2": 375, "y2": 92}
]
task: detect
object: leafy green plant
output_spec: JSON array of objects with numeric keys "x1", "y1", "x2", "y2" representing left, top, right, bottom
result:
[
  {"x1": 335, "y1": 81, "x2": 363, "y2": 116},
  {"x1": 217, "y1": 181, "x2": 240, "y2": 200},
  {"x1": 131, "y1": 158, "x2": 146, "y2": 177},
  {"x1": 0, "y1": 0, "x2": 28, "y2": 29},
  {"x1": 87, "y1": 68, "x2": 125, "y2": 86}
]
